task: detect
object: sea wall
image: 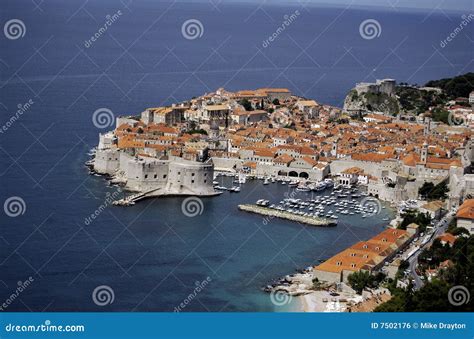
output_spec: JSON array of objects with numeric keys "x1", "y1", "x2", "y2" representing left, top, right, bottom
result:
[{"x1": 94, "y1": 148, "x2": 120, "y2": 175}]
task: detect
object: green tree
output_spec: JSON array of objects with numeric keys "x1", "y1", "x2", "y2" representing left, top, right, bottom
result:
[
  {"x1": 428, "y1": 181, "x2": 449, "y2": 200},
  {"x1": 376, "y1": 235, "x2": 474, "y2": 312},
  {"x1": 347, "y1": 271, "x2": 385, "y2": 294},
  {"x1": 399, "y1": 211, "x2": 431, "y2": 232},
  {"x1": 418, "y1": 182, "x2": 435, "y2": 198},
  {"x1": 239, "y1": 99, "x2": 253, "y2": 111}
]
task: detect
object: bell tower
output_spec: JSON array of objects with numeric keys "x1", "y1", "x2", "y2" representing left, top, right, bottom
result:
[
  {"x1": 421, "y1": 141, "x2": 428, "y2": 164},
  {"x1": 331, "y1": 139, "x2": 338, "y2": 158}
]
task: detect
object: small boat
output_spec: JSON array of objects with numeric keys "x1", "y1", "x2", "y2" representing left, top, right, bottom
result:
[
  {"x1": 288, "y1": 180, "x2": 299, "y2": 187},
  {"x1": 313, "y1": 182, "x2": 326, "y2": 191},
  {"x1": 263, "y1": 178, "x2": 270, "y2": 185},
  {"x1": 324, "y1": 179, "x2": 334, "y2": 187}
]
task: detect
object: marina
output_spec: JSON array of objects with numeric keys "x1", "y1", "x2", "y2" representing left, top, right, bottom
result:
[{"x1": 211, "y1": 173, "x2": 389, "y2": 224}]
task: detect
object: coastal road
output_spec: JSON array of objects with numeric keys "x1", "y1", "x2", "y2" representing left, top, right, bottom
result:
[{"x1": 407, "y1": 213, "x2": 453, "y2": 289}]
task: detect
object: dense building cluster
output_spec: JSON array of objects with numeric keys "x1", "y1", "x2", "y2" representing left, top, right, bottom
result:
[{"x1": 92, "y1": 85, "x2": 473, "y2": 205}]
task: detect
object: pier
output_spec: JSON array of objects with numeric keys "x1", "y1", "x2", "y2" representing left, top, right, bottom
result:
[
  {"x1": 112, "y1": 188, "x2": 223, "y2": 206},
  {"x1": 112, "y1": 188, "x2": 162, "y2": 206},
  {"x1": 238, "y1": 204, "x2": 337, "y2": 227}
]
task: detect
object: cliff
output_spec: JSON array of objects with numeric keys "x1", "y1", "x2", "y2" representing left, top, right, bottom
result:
[{"x1": 343, "y1": 89, "x2": 400, "y2": 115}]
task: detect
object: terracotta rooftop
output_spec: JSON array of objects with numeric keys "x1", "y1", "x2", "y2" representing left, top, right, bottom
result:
[{"x1": 457, "y1": 199, "x2": 474, "y2": 220}]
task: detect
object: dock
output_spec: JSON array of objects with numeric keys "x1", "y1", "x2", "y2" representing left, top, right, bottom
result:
[
  {"x1": 112, "y1": 188, "x2": 162, "y2": 206},
  {"x1": 112, "y1": 188, "x2": 224, "y2": 206},
  {"x1": 238, "y1": 204, "x2": 337, "y2": 227}
]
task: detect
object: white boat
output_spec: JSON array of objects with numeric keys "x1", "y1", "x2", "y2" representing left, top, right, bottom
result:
[
  {"x1": 238, "y1": 173, "x2": 247, "y2": 184},
  {"x1": 288, "y1": 180, "x2": 299, "y2": 187},
  {"x1": 324, "y1": 178, "x2": 334, "y2": 187},
  {"x1": 313, "y1": 182, "x2": 326, "y2": 191},
  {"x1": 263, "y1": 178, "x2": 270, "y2": 185}
]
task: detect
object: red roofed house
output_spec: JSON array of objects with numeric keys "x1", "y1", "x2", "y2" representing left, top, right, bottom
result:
[{"x1": 456, "y1": 199, "x2": 474, "y2": 234}]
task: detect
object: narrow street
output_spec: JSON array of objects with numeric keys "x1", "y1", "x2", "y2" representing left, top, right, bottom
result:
[{"x1": 407, "y1": 213, "x2": 454, "y2": 289}]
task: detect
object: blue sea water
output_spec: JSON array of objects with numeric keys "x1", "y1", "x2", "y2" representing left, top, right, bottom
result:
[{"x1": 0, "y1": 0, "x2": 472, "y2": 311}]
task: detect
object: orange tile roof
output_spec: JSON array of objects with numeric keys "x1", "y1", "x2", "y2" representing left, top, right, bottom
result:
[
  {"x1": 300, "y1": 156, "x2": 319, "y2": 167},
  {"x1": 258, "y1": 88, "x2": 290, "y2": 93},
  {"x1": 457, "y1": 199, "x2": 474, "y2": 220},
  {"x1": 402, "y1": 153, "x2": 420, "y2": 166},
  {"x1": 341, "y1": 167, "x2": 365, "y2": 175},
  {"x1": 243, "y1": 161, "x2": 257, "y2": 169},
  {"x1": 274, "y1": 153, "x2": 294, "y2": 164},
  {"x1": 437, "y1": 233, "x2": 457, "y2": 246},
  {"x1": 351, "y1": 153, "x2": 392, "y2": 163},
  {"x1": 254, "y1": 148, "x2": 275, "y2": 158},
  {"x1": 314, "y1": 228, "x2": 410, "y2": 275}
]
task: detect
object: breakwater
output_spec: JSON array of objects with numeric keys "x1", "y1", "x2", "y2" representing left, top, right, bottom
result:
[{"x1": 238, "y1": 204, "x2": 337, "y2": 227}]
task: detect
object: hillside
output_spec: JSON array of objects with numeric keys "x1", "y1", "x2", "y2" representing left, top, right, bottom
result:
[
  {"x1": 425, "y1": 72, "x2": 474, "y2": 99},
  {"x1": 342, "y1": 73, "x2": 473, "y2": 116}
]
